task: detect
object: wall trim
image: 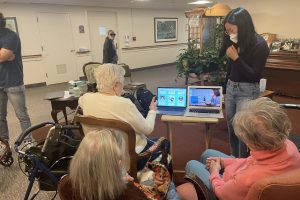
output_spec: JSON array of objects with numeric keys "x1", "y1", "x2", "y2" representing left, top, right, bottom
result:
[
  {"x1": 121, "y1": 43, "x2": 187, "y2": 51},
  {"x1": 25, "y1": 82, "x2": 47, "y2": 88},
  {"x1": 131, "y1": 62, "x2": 175, "y2": 72}
]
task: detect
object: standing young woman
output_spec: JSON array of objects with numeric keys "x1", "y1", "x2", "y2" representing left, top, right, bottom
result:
[{"x1": 220, "y1": 7, "x2": 270, "y2": 158}]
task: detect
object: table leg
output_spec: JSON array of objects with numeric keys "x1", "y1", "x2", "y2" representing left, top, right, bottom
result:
[
  {"x1": 165, "y1": 122, "x2": 173, "y2": 159},
  {"x1": 62, "y1": 108, "x2": 68, "y2": 124},
  {"x1": 204, "y1": 123, "x2": 213, "y2": 149},
  {"x1": 51, "y1": 110, "x2": 59, "y2": 124}
]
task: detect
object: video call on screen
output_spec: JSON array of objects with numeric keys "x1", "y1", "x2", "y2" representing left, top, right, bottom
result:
[
  {"x1": 157, "y1": 88, "x2": 186, "y2": 107},
  {"x1": 189, "y1": 88, "x2": 221, "y2": 107}
]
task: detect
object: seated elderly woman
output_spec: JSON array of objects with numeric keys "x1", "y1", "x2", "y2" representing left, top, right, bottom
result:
[
  {"x1": 79, "y1": 63, "x2": 159, "y2": 170},
  {"x1": 59, "y1": 129, "x2": 148, "y2": 200},
  {"x1": 177, "y1": 97, "x2": 300, "y2": 200},
  {"x1": 79, "y1": 64, "x2": 181, "y2": 200}
]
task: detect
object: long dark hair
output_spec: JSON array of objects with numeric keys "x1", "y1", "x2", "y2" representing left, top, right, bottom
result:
[{"x1": 219, "y1": 8, "x2": 257, "y2": 57}]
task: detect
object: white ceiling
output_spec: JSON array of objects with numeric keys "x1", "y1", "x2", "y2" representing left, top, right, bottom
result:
[{"x1": 0, "y1": 0, "x2": 221, "y2": 10}]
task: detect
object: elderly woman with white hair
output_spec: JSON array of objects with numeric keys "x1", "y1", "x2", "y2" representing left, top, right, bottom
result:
[
  {"x1": 177, "y1": 97, "x2": 300, "y2": 200},
  {"x1": 79, "y1": 63, "x2": 158, "y2": 170}
]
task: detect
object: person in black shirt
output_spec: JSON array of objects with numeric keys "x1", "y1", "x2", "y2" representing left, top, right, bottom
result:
[
  {"x1": 103, "y1": 30, "x2": 118, "y2": 64},
  {"x1": 220, "y1": 8, "x2": 270, "y2": 158},
  {"x1": 0, "y1": 13, "x2": 31, "y2": 146}
]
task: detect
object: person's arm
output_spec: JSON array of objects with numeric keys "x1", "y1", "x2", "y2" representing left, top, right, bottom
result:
[
  {"x1": 0, "y1": 48, "x2": 15, "y2": 63},
  {"x1": 231, "y1": 41, "x2": 270, "y2": 80},
  {"x1": 125, "y1": 99, "x2": 156, "y2": 135},
  {"x1": 210, "y1": 172, "x2": 248, "y2": 199},
  {"x1": 103, "y1": 38, "x2": 109, "y2": 63}
]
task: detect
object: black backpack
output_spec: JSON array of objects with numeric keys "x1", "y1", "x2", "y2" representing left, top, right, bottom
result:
[
  {"x1": 122, "y1": 92, "x2": 148, "y2": 118},
  {"x1": 136, "y1": 87, "x2": 155, "y2": 114},
  {"x1": 122, "y1": 88, "x2": 154, "y2": 118}
]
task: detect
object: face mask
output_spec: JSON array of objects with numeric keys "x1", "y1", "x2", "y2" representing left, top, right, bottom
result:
[{"x1": 230, "y1": 33, "x2": 238, "y2": 44}]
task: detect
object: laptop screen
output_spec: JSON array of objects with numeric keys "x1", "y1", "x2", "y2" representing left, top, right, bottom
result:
[
  {"x1": 157, "y1": 87, "x2": 187, "y2": 107},
  {"x1": 188, "y1": 87, "x2": 222, "y2": 108}
]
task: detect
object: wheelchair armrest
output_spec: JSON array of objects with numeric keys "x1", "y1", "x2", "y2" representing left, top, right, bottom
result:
[{"x1": 184, "y1": 173, "x2": 218, "y2": 200}]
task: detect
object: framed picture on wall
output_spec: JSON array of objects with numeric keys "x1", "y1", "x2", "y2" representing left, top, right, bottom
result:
[
  {"x1": 5, "y1": 17, "x2": 19, "y2": 34},
  {"x1": 154, "y1": 18, "x2": 178, "y2": 42}
]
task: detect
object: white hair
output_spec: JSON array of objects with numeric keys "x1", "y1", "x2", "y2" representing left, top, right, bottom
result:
[
  {"x1": 94, "y1": 64, "x2": 125, "y2": 92},
  {"x1": 233, "y1": 97, "x2": 291, "y2": 151},
  {"x1": 69, "y1": 129, "x2": 127, "y2": 200}
]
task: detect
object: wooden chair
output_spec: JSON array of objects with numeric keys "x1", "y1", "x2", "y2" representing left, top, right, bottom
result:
[
  {"x1": 74, "y1": 115, "x2": 168, "y2": 182},
  {"x1": 185, "y1": 169, "x2": 300, "y2": 200},
  {"x1": 118, "y1": 63, "x2": 146, "y2": 95},
  {"x1": 82, "y1": 62, "x2": 102, "y2": 92},
  {"x1": 246, "y1": 168, "x2": 300, "y2": 200}
]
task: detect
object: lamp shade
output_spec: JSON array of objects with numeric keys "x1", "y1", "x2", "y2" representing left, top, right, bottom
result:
[{"x1": 205, "y1": 3, "x2": 231, "y2": 17}]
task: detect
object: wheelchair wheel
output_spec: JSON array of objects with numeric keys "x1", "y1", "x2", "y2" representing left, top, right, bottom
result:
[
  {"x1": 17, "y1": 140, "x2": 44, "y2": 176},
  {"x1": 0, "y1": 153, "x2": 14, "y2": 167}
]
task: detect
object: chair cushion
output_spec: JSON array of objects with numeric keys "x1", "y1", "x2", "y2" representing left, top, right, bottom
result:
[{"x1": 246, "y1": 168, "x2": 300, "y2": 200}]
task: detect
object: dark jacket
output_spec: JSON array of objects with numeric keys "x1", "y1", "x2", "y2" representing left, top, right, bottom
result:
[{"x1": 103, "y1": 37, "x2": 118, "y2": 64}]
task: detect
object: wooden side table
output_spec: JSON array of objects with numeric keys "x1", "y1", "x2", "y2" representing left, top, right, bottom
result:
[
  {"x1": 260, "y1": 90, "x2": 275, "y2": 99},
  {"x1": 161, "y1": 115, "x2": 219, "y2": 169},
  {"x1": 45, "y1": 91, "x2": 79, "y2": 124}
]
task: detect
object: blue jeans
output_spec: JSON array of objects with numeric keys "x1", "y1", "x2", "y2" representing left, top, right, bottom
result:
[
  {"x1": 0, "y1": 85, "x2": 31, "y2": 141},
  {"x1": 225, "y1": 80, "x2": 259, "y2": 158},
  {"x1": 185, "y1": 149, "x2": 231, "y2": 189}
]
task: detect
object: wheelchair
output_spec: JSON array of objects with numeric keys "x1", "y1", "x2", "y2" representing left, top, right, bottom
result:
[{"x1": 14, "y1": 122, "x2": 82, "y2": 200}]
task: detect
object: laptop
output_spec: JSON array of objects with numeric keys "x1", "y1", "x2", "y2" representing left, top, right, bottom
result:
[
  {"x1": 156, "y1": 87, "x2": 187, "y2": 115},
  {"x1": 185, "y1": 86, "x2": 224, "y2": 118}
]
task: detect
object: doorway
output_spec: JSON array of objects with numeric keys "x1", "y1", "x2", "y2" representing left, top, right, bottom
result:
[
  {"x1": 37, "y1": 12, "x2": 77, "y2": 84},
  {"x1": 87, "y1": 11, "x2": 118, "y2": 62}
]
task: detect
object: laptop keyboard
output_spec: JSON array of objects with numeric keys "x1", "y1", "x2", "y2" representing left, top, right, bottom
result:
[{"x1": 189, "y1": 109, "x2": 220, "y2": 114}]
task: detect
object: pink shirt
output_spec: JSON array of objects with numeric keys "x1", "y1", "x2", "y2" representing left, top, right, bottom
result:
[{"x1": 209, "y1": 139, "x2": 300, "y2": 200}]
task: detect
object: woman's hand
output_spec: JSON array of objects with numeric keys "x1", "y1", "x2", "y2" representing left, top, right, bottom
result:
[
  {"x1": 149, "y1": 96, "x2": 157, "y2": 111},
  {"x1": 208, "y1": 159, "x2": 222, "y2": 174},
  {"x1": 226, "y1": 45, "x2": 239, "y2": 61},
  {"x1": 123, "y1": 173, "x2": 134, "y2": 182},
  {"x1": 206, "y1": 157, "x2": 223, "y2": 170}
]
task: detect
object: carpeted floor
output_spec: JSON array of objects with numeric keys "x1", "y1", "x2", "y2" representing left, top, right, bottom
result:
[{"x1": 0, "y1": 83, "x2": 230, "y2": 200}]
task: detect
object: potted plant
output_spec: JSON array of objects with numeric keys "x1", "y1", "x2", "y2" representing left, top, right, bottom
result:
[{"x1": 176, "y1": 23, "x2": 228, "y2": 86}]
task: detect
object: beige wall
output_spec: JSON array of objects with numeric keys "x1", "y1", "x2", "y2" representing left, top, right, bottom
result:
[
  {"x1": 1, "y1": 3, "x2": 188, "y2": 85},
  {"x1": 224, "y1": 0, "x2": 300, "y2": 38},
  {"x1": 1, "y1": 1, "x2": 300, "y2": 85}
]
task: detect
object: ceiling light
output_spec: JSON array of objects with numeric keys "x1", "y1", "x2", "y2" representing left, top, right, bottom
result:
[
  {"x1": 188, "y1": 0, "x2": 212, "y2": 5},
  {"x1": 132, "y1": 0, "x2": 150, "y2": 2}
]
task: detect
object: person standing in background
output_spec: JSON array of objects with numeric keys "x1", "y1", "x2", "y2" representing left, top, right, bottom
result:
[
  {"x1": 103, "y1": 30, "x2": 118, "y2": 64},
  {"x1": 0, "y1": 12, "x2": 32, "y2": 148},
  {"x1": 220, "y1": 8, "x2": 269, "y2": 158}
]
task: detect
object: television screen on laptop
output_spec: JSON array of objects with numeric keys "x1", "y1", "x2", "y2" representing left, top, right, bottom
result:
[
  {"x1": 188, "y1": 87, "x2": 222, "y2": 108},
  {"x1": 157, "y1": 87, "x2": 186, "y2": 107}
]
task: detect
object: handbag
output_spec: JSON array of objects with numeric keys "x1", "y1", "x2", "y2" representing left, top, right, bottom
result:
[{"x1": 135, "y1": 162, "x2": 171, "y2": 200}]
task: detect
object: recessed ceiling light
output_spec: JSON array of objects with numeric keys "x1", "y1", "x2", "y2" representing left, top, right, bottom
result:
[
  {"x1": 132, "y1": 0, "x2": 150, "y2": 2},
  {"x1": 188, "y1": 0, "x2": 213, "y2": 5}
]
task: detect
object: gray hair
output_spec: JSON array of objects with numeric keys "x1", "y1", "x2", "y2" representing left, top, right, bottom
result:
[
  {"x1": 69, "y1": 129, "x2": 126, "y2": 200},
  {"x1": 94, "y1": 64, "x2": 125, "y2": 92},
  {"x1": 233, "y1": 97, "x2": 291, "y2": 151}
]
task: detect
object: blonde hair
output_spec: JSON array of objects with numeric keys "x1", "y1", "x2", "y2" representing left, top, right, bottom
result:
[
  {"x1": 233, "y1": 97, "x2": 291, "y2": 151},
  {"x1": 69, "y1": 129, "x2": 126, "y2": 200},
  {"x1": 94, "y1": 64, "x2": 125, "y2": 92}
]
